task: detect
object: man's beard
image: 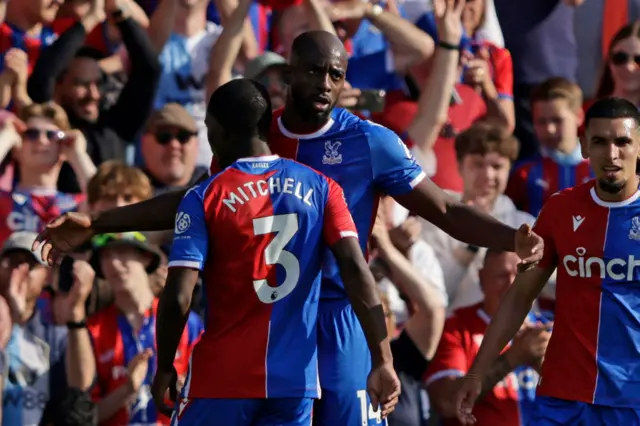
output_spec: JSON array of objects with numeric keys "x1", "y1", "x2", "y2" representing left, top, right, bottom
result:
[
  {"x1": 291, "y1": 92, "x2": 333, "y2": 126},
  {"x1": 598, "y1": 177, "x2": 626, "y2": 194}
]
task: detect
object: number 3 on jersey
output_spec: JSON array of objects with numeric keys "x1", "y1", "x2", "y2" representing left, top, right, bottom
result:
[{"x1": 252, "y1": 213, "x2": 300, "y2": 304}]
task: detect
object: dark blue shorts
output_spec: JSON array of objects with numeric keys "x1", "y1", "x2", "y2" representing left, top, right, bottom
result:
[
  {"x1": 315, "y1": 299, "x2": 387, "y2": 426},
  {"x1": 170, "y1": 397, "x2": 313, "y2": 426},
  {"x1": 532, "y1": 396, "x2": 640, "y2": 425}
]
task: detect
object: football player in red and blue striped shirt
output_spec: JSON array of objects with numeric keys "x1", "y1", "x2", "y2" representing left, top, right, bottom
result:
[{"x1": 152, "y1": 79, "x2": 400, "y2": 425}]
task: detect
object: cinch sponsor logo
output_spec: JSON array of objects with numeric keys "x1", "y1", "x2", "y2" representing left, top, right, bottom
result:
[{"x1": 563, "y1": 247, "x2": 640, "y2": 280}]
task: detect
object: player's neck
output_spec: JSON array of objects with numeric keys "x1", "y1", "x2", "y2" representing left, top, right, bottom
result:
[
  {"x1": 595, "y1": 175, "x2": 640, "y2": 203},
  {"x1": 222, "y1": 140, "x2": 272, "y2": 167},
  {"x1": 281, "y1": 103, "x2": 330, "y2": 135},
  {"x1": 5, "y1": 4, "x2": 42, "y2": 35},
  {"x1": 17, "y1": 169, "x2": 59, "y2": 192}
]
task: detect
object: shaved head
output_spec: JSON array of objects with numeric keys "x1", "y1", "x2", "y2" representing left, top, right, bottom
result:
[
  {"x1": 287, "y1": 31, "x2": 348, "y2": 126},
  {"x1": 290, "y1": 30, "x2": 348, "y2": 66}
]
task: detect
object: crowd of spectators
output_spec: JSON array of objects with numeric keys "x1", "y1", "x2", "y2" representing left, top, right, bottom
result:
[{"x1": 0, "y1": 0, "x2": 635, "y2": 424}]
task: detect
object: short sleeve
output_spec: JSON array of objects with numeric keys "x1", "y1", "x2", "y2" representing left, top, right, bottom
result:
[
  {"x1": 323, "y1": 178, "x2": 359, "y2": 246},
  {"x1": 532, "y1": 195, "x2": 558, "y2": 269},
  {"x1": 424, "y1": 318, "x2": 468, "y2": 386},
  {"x1": 491, "y1": 46, "x2": 513, "y2": 99},
  {"x1": 168, "y1": 187, "x2": 210, "y2": 270},
  {"x1": 368, "y1": 123, "x2": 426, "y2": 196}
]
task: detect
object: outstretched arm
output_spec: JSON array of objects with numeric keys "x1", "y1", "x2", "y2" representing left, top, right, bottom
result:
[{"x1": 394, "y1": 179, "x2": 517, "y2": 251}]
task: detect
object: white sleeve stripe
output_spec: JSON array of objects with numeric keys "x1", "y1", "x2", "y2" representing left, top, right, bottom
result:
[
  {"x1": 340, "y1": 231, "x2": 359, "y2": 239},
  {"x1": 168, "y1": 260, "x2": 203, "y2": 270},
  {"x1": 424, "y1": 369, "x2": 465, "y2": 386},
  {"x1": 410, "y1": 171, "x2": 427, "y2": 189}
]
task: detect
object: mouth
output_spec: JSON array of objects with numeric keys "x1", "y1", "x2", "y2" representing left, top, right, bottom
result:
[
  {"x1": 310, "y1": 96, "x2": 331, "y2": 112},
  {"x1": 603, "y1": 165, "x2": 622, "y2": 178}
]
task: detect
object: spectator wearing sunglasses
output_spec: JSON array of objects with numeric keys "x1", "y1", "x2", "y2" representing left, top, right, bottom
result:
[
  {"x1": 594, "y1": 22, "x2": 640, "y2": 108},
  {"x1": 0, "y1": 103, "x2": 97, "y2": 248},
  {"x1": 140, "y1": 104, "x2": 206, "y2": 195}
]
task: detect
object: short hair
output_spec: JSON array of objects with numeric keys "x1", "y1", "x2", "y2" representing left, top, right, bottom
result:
[
  {"x1": 530, "y1": 77, "x2": 583, "y2": 112},
  {"x1": 584, "y1": 97, "x2": 640, "y2": 129},
  {"x1": 19, "y1": 102, "x2": 70, "y2": 131},
  {"x1": 86, "y1": 161, "x2": 153, "y2": 205},
  {"x1": 454, "y1": 122, "x2": 520, "y2": 163},
  {"x1": 207, "y1": 79, "x2": 272, "y2": 139}
]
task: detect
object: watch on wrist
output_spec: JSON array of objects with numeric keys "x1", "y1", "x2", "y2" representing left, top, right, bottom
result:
[{"x1": 67, "y1": 319, "x2": 88, "y2": 329}]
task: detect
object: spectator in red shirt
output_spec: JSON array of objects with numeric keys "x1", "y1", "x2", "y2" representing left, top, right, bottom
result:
[
  {"x1": 426, "y1": 249, "x2": 551, "y2": 426},
  {"x1": 87, "y1": 232, "x2": 191, "y2": 426}
]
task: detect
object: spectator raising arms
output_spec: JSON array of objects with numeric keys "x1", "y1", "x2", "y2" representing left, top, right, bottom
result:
[{"x1": 0, "y1": 104, "x2": 95, "y2": 248}]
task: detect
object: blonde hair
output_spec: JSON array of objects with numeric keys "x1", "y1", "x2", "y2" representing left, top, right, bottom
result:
[
  {"x1": 87, "y1": 161, "x2": 153, "y2": 205},
  {"x1": 19, "y1": 102, "x2": 70, "y2": 131},
  {"x1": 530, "y1": 77, "x2": 583, "y2": 112}
]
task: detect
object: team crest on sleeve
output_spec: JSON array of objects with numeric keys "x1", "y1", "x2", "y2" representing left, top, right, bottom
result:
[
  {"x1": 322, "y1": 141, "x2": 342, "y2": 165},
  {"x1": 175, "y1": 212, "x2": 191, "y2": 235},
  {"x1": 629, "y1": 217, "x2": 640, "y2": 241}
]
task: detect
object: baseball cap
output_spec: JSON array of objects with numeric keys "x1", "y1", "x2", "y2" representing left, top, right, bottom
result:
[
  {"x1": 0, "y1": 231, "x2": 46, "y2": 265},
  {"x1": 147, "y1": 103, "x2": 198, "y2": 134},
  {"x1": 245, "y1": 52, "x2": 287, "y2": 80},
  {"x1": 90, "y1": 232, "x2": 162, "y2": 278}
]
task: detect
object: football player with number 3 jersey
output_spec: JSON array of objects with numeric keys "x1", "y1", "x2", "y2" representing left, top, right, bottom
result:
[
  {"x1": 152, "y1": 79, "x2": 399, "y2": 426},
  {"x1": 454, "y1": 99, "x2": 640, "y2": 425}
]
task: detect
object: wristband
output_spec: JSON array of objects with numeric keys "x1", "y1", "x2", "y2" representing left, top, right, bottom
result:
[
  {"x1": 438, "y1": 41, "x2": 460, "y2": 51},
  {"x1": 67, "y1": 319, "x2": 87, "y2": 330}
]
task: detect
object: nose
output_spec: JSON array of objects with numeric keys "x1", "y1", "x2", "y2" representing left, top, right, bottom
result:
[
  {"x1": 605, "y1": 142, "x2": 620, "y2": 161},
  {"x1": 544, "y1": 121, "x2": 557, "y2": 136},
  {"x1": 88, "y1": 82, "x2": 101, "y2": 101}
]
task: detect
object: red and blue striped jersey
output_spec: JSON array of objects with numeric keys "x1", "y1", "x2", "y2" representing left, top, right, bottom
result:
[
  {"x1": 0, "y1": 189, "x2": 84, "y2": 247},
  {"x1": 533, "y1": 180, "x2": 640, "y2": 407},
  {"x1": 0, "y1": 23, "x2": 57, "y2": 75},
  {"x1": 506, "y1": 155, "x2": 593, "y2": 217},
  {"x1": 88, "y1": 300, "x2": 192, "y2": 426},
  {"x1": 210, "y1": 108, "x2": 426, "y2": 300},
  {"x1": 170, "y1": 155, "x2": 357, "y2": 399}
]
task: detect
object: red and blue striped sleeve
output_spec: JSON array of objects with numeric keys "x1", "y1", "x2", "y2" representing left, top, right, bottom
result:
[{"x1": 322, "y1": 177, "x2": 358, "y2": 246}]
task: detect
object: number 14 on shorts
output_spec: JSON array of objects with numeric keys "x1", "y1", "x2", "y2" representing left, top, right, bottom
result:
[{"x1": 357, "y1": 390, "x2": 383, "y2": 425}]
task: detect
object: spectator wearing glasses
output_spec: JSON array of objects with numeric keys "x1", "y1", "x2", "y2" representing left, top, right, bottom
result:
[
  {"x1": 140, "y1": 103, "x2": 205, "y2": 195},
  {"x1": 0, "y1": 103, "x2": 96, "y2": 247},
  {"x1": 594, "y1": 21, "x2": 640, "y2": 108}
]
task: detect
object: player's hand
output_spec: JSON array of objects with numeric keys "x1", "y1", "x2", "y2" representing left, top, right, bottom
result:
[
  {"x1": 366, "y1": 362, "x2": 401, "y2": 418},
  {"x1": 32, "y1": 212, "x2": 95, "y2": 265},
  {"x1": 509, "y1": 323, "x2": 552, "y2": 366},
  {"x1": 514, "y1": 224, "x2": 544, "y2": 272},
  {"x1": 151, "y1": 366, "x2": 179, "y2": 417},
  {"x1": 453, "y1": 375, "x2": 481, "y2": 425},
  {"x1": 127, "y1": 349, "x2": 153, "y2": 394}
]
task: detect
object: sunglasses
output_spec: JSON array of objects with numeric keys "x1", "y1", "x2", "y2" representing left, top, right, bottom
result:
[
  {"x1": 154, "y1": 129, "x2": 196, "y2": 145},
  {"x1": 610, "y1": 51, "x2": 640, "y2": 67},
  {"x1": 23, "y1": 128, "x2": 65, "y2": 142}
]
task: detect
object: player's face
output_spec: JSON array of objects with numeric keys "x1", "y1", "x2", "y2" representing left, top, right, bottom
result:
[
  {"x1": 459, "y1": 152, "x2": 511, "y2": 203},
  {"x1": 16, "y1": 117, "x2": 63, "y2": 172},
  {"x1": 289, "y1": 51, "x2": 346, "y2": 126},
  {"x1": 609, "y1": 36, "x2": 640, "y2": 94},
  {"x1": 479, "y1": 252, "x2": 519, "y2": 314},
  {"x1": 532, "y1": 99, "x2": 583, "y2": 152},
  {"x1": 101, "y1": 247, "x2": 152, "y2": 296},
  {"x1": 584, "y1": 117, "x2": 640, "y2": 195}
]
